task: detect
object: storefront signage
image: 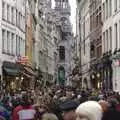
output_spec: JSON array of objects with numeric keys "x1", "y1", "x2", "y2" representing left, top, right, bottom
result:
[{"x1": 16, "y1": 56, "x2": 28, "y2": 64}]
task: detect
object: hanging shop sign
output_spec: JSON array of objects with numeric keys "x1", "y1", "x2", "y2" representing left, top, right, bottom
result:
[{"x1": 16, "y1": 56, "x2": 28, "y2": 64}]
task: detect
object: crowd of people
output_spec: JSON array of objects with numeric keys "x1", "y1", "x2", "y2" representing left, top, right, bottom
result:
[{"x1": 0, "y1": 86, "x2": 120, "y2": 120}]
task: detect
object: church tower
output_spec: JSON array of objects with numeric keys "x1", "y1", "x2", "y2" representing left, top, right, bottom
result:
[
  {"x1": 54, "y1": 0, "x2": 73, "y2": 86},
  {"x1": 55, "y1": 0, "x2": 71, "y2": 16}
]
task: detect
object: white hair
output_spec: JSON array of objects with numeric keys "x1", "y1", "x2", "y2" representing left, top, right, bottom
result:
[{"x1": 76, "y1": 101, "x2": 102, "y2": 120}]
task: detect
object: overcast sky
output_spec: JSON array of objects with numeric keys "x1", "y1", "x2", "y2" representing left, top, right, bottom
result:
[
  {"x1": 69, "y1": 0, "x2": 76, "y2": 35},
  {"x1": 52, "y1": 0, "x2": 76, "y2": 35}
]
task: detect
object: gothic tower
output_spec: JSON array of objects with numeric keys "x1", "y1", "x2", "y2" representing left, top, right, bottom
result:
[{"x1": 54, "y1": 0, "x2": 73, "y2": 86}]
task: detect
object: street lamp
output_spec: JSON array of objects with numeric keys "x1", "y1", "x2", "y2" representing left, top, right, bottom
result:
[
  {"x1": 97, "y1": 73, "x2": 100, "y2": 78},
  {"x1": 92, "y1": 75, "x2": 95, "y2": 79},
  {"x1": 16, "y1": 77, "x2": 19, "y2": 80}
]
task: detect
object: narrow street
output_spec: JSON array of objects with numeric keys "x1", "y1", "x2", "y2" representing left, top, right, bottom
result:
[{"x1": 0, "y1": 0, "x2": 120, "y2": 120}]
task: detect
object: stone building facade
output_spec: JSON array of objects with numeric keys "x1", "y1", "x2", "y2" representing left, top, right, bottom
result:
[
  {"x1": 102, "y1": 0, "x2": 120, "y2": 92},
  {"x1": 54, "y1": 0, "x2": 73, "y2": 86},
  {"x1": 76, "y1": 0, "x2": 102, "y2": 89},
  {"x1": 0, "y1": 0, "x2": 26, "y2": 90},
  {"x1": 76, "y1": 0, "x2": 91, "y2": 89},
  {"x1": 89, "y1": 0, "x2": 102, "y2": 89}
]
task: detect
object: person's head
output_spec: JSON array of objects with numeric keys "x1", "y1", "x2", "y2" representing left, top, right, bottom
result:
[
  {"x1": 63, "y1": 110, "x2": 76, "y2": 120},
  {"x1": 41, "y1": 113, "x2": 58, "y2": 120},
  {"x1": 107, "y1": 97, "x2": 118, "y2": 109},
  {"x1": 98, "y1": 100, "x2": 109, "y2": 112},
  {"x1": 21, "y1": 94, "x2": 31, "y2": 106},
  {"x1": 76, "y1": 101, "x2": 102, "y2": 120},
  {"x1": 59, "y1": 100, "x2": 79, "y2": 120}
]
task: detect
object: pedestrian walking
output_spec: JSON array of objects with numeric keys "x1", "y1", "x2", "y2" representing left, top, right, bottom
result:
[
  {"x1": 59, "y1": 100, "x2": 79, "y2": 120},
  {"x1": 41, "y1": 113, "x2": 58, "y2": 120},
  {"x1": 12, "y1": 94, "x2": 36, "y2": 120}
]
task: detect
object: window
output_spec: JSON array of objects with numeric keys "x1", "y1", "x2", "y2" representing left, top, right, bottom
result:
[
  {"x1": 119, "y1": 0, "x2": 120, "y2": 8},
  {"x1": 20, "y1": 14, "x2": 22, "y2": 29},
  {"x1": 106, "y1": 0, "x2": 108, "y2": 19},
  {"x1": 18, "y1": 12, "x2": 20, "y2": 27},
  {"x1": 63, "y1": 2, "x2": 65, "y2": 8},
  {"x1": 23, "y1": 16, "x2": 25, "y2": 32},
  {"x1": 11, "y1": 7, "x2": 14, "y2": 24},
  {"x1": 115, "y1": 23, "x2": 118, "y2": 49},
  {"x1": 90, "y1": 15, "x2": 92, "y2": 31},
  {"x1": 23, "y1": 40, "x2": 25, "y2": 56},
  {"x1": 21, "y1": 15, "x2": 23, "y2": 30},
  {"x1": 7, "y1": 5, "x2": 10, "y2": 22},
  {"x1": 103, "y1": 3, "x2": 105, "y2": 21},
  {"x1": 109, "y1": 0, "x2": 112, "y2": 16},
  {"x1": 83, "y1": 21, "x2": 85, "y2": 40},
  {"x1": 114, "y1": 0, "x2": 117, "y2": 12},
  {"x1": 98, "y1": 12, "x2": 101, "y2": 25},
  {"x1": 19, "y1": 37, "x2": 21, "y2": 55},
  {"x1": 103, "y1": 32, "x2": 105, "y2": 52},
  {"x1": 59, "y1": 46, "x2": 65, "y2": 61},
  {"x1": 16, "y1": 35, "x2": 19, "y2": 55},
  {"x1": 106, "y1": 30, "x2": 108, "y2": 52},
  {"x1": 96, "y1": 46, "x2": 102, "y2": 58},
  {"x1": 2, "y1": 29, "x2": 5, "y2": 52},
  {"x1": 2, "y1": 2, "x2": 5, "y2": 20},
  {"x1": 11, "y1": 33, "x2": 14, "y2": 54},
  {"x1": 7, "y1": 31, "x2": 10, "y2": 53},
  {"x1": 16, "y1": 9, "x2": 18, "y2": 26},
  {"x1": 96, "y1": 9, "x2": 99, "y2": 26},
  {"x1": 84, "y1": 40, "x2": 85, "y2": 54},
  {"x1": 109, "y1": 27, "x2": 112, "y2": 50},
  {"x1": 90, "y1": 43, "x2": 95, "y2": 58}
]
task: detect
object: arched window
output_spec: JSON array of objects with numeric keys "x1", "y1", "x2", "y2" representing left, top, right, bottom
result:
[{"x1": 59, "y1": 46, "x2": 65, "y2": 60}]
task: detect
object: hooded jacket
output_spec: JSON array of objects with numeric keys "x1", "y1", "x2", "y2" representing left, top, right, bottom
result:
[{"x1": 76, "y1": 101, "x2": 102, "y2": 120}]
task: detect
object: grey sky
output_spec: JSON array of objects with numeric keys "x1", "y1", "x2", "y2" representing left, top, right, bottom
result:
[{"x1": 69, "y1": 0, "x2": 76, "y2": 34}]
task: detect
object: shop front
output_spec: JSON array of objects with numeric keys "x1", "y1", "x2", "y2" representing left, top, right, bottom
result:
[
  {"x1": 21, "y1": 65, "x2": 36, "y2": 90},
  {"x1": 2, "y1": 61, "x2": 36, "y2": 92},
  {"x1": 101, "y1": 52, "x2": 113, "y2": 90},
  {"x1": 112, "y1": 51, "x2": 120, "y2": 92},
  {"x1": 2, "y1": 61, "x2": 23, "y2": 92},
  {"x1": 90, "y1": 62, "x2": 103, "y2": 90}
]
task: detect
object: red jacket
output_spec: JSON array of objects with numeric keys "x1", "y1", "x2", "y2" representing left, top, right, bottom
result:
[{"x1": 12, "y1": 105, "x2": 35, "y2": 120}]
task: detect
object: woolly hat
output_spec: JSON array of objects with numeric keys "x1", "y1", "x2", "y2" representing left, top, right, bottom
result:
[{"x1": 76, "y1": 101, "x2": 102, "y2": 120}]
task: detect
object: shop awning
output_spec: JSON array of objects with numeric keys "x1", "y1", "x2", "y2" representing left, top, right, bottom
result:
[
  {"x1": 22, "y1": 72, "x2": 32, "y2": 78},
  {"x1": 23, "y1": 66, "x2": 36, "y2": 76},
  {"x1": 3, "y1": 61, "x2": 22, "y2": 76},
  {"x1": 3, "y1": 68, "x2": 19, "y2": 76}
]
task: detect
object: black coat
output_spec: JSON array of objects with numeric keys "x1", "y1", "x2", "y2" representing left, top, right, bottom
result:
[{"x1": 102, "y1": 109, "x2": 120, "y2": 120}]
